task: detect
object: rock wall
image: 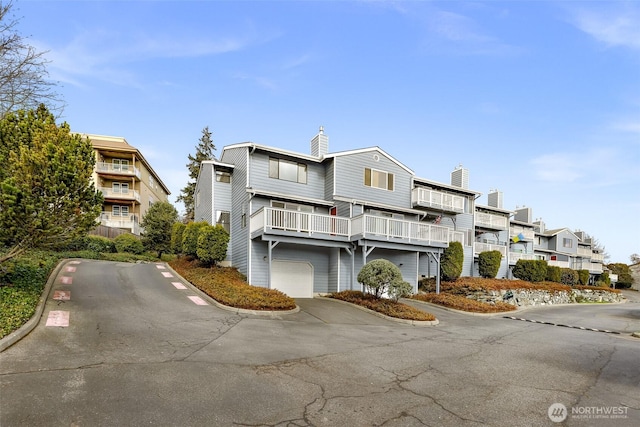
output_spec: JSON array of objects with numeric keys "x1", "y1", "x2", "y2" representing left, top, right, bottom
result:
[{"x1": 466, "y1": 288, "x2": 623, "y2": 307}]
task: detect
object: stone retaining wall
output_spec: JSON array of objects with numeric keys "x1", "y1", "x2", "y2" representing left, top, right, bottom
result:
[{"x1": 466, "y1": 288, "x2": 623, "y2": 307}]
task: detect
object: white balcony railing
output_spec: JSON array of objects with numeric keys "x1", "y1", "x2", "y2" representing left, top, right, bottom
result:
[
  {"x1": 99, "y1": 213, "x2": 140, "y2": 235},
  {"x1": 251, "y1": 207, "x2": 350, "y2": 237},
  {"x1": 411, "y1": 188, "x2": 465, "y2": 213},
  {"x1": 353, "y1": 215, "x2": 450, "y2": 244},
  {"x1": 509, "y1": 227, "x2": 535, "y2": 240},
  {"x1": 509, "y1": 252, "x2": 536, "y2": 264},
  {"x1": 573, "y1": 261, "x2": 603, "y2": 273},
  {"x1": 449, "y1": 230, "x2": 465, "y2": 245},
  {"x1": 577, "y1": 247, "x2": 592, "y2": 257},
  {"x1": 474, "y1": 242, "x2": 507, "y2": 257},
  {"x1": 98, "y1": 187, "x2": 140, "y2": 202},
  {"x1": 548, "y1": 260, "x2": 571, "y2": 269},
  {"x1": 476, "y1": 212, "x2": 508, "y2": 229},
  {"x1": 96, "y1": 162, "x2": 141, "y2": 179},
  {"x1": 251, "y1": 208, "x2": 454, "y2": 245},
  {"x1": 591, "y1": 253, "x2": 605, "y2": 262}
]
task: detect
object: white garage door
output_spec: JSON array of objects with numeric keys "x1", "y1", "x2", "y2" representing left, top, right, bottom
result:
[{"x1": 271, "y1": 260, "x2": 314, "y2": 298}]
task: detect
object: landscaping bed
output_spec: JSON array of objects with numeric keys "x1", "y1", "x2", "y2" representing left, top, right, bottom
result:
[
  {"x1": 329, "y1": 290, "x2": 436, "y2": 321},
  {"x1": 412, "y1": 293, "x2": 517, "y2": 313},
  {"x1": 169, "y1": 257, "x2": 296, "y2": 311}
]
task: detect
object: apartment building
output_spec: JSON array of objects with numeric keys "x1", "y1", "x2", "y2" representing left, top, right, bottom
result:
[
  {"x1": 86, "y1": 134, "x2": 170, "y2": 235},
  {"x1": 194, "y1": 128, "x2": 606, "y2": 297}
]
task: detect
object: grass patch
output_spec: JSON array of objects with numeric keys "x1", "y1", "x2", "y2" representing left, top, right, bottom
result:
[
  {"x1": 329, "y1": 290, "x2": 436, "y2": 321},
  {"x1": 169, "y1": 257, "x2": 296, "y2": 311},
  {"x1": 413, "y1": 293, "x2": 517, "y2": 313}
]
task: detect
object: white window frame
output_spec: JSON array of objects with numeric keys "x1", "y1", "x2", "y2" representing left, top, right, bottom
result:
[
  {"x1": 269, "y1": 157, "x2": 307, "y2": 184},
  {"x1": 364, "y1": 167, "x2": 394, "y2": 191},
  {"x1": 216, "y1": 171, "x2": 231, "y2": 183}
]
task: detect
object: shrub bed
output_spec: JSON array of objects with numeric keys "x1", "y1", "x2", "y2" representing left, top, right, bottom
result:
[
  {"x1": 0, "y1": 250, "x2": 61, "y2": 339},
  {"x1": 420, "y1": 277, "x2": 572, "y2": 294},
  {"x1": 329, "y1": 290, "x2": 436, "y2": 321},
  {"x1": 413, "y1": 293, "x2": 517, "y2": 313},
  {"x1": 169, "y1": 257, "x2": 296, "y2": 311}
]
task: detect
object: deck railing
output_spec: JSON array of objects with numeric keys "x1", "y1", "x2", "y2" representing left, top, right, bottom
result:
[
  {"x1": 509, "y1": 227, "x2": 535, "y2": 240},
  {"x1": 474, "y1": 242, "x2": 507, "y2": 257},
  {"x1": 99, "y1": 213, "x2": 140, "y2": 235},
  {"x1": 353, "y1": 214, "x2": 450, "y2": 244},
  {"x1": 96, "y1": 162, "x2": 141, "y2": 179},
  {"x1": 508, "y1": 252, "x2": 536, "y2": 263},
  {"x1": 411, "y1": 188, "x2": 465, "y2": 213},
  {"x1": 476, "y1": 212, "x2": 508, "y2": 229},
  {"x1": 98, "y1": 187, "x2": 140, "y2": 202},
  {"x1": 251, "y1": 207, "x2": 350, "y2": 237}
]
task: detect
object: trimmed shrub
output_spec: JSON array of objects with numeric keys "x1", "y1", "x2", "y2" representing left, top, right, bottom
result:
[
  {"x1": 114, "y1": 233, "x2": 144, "y2": 255},
  {"x1": 560, "y1": 268, "x2": 578, "y2": 286},
  {"x1": 357, "y1": 259, "x2": 405, "y2": 299},
  {"x1": 512, "y1": 259, "x2": 547, "y2": 282},
  {"x1": 196, "y1": 225, "x2": 230, "y2": 266},
  {"x1": 545, "y1": 265, "x2": 562, "y2": 283},
  {"x1": 441, "y1": 241, "x2": 463, "y2": 281},
  {"x1": 595, "y1": 271, "x2": 611, "y2": 287},
  {"x1": 182, "y1": 221, "x2": 208, "y2": 257},
  {"x1": 578, "y1": 269, "x2": 590, "y2": 286},
  {"x1": 478, "y1": 250, "x2": 502, "y2": 279},
  {"x1": 85, "y1": 235, "x2": 116, "y2": 253},
  {"x1": 171, "y1": 222, "x2": 186, "y2": 254},
  {"x1": 387, "y1": 281, "x2": 413, "y2": 302}
]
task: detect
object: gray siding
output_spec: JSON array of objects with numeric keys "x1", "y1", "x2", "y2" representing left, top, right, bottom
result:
[
  {"x1": 213, "y1": 171, "x2": 232, "y2": 260},
  {"x1": 355, "y1": 247, "x2": 419, "y2": 290},
  {"x1": 333, "y1": 151, "x2": 412, "y2": 208},
  {"x1": 221, "y1": 147, "x2": 249, "y2": 277},
  {"x1": 325, "y1": 160, "x2": 335, "y2": 201},
  {"x1": 194, "y1": 163, "x2": 213, "y2": 224},
  {"x1": 249, "y1": 151, "x2": 326, "y2": 201}
]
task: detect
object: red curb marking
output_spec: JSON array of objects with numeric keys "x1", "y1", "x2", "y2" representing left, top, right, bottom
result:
[
  {"x1": 46, "y1": 311, "x2": 69, "y2": 327},
  {"x1": 65, "y1": 266, "x2": 77, "y2": 273},
  {"x1": 53, "y1": 290, "x2": 70, "y2": 301},
  {"x1": 155, "y1": 264, "x2": 166, "y2": 269},
  {"x1": 60, "y1": 276, "x2": 73, "y2": 285},
  {"x1": 161, "y1": 272, "x2": 174, "y2": 278},
  {"x1": 172, "y1": 282, "x2": 187, "y2": 290},
  {"x1": 188, "y1": 296, "x2": 208, "y2": 306},
  {"x1": 69, "y1": 261, "x2": 81, "y2": 265}
]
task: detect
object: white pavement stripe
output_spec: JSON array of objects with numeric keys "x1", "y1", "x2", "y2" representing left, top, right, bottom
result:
[
  {"x1": 188, "y1": 296, "x2": 208, "y2": 306},
  {"x1": 172, "y1": 282, "x2": 187, "y2": 290},
  {"x1": 53, "y1": 290, "x2": 70, "y2": 301},
  {"x1": 156, "y1": 265, "x2": 166, "y2": 269},
  {"x1": 46, "y1": 311, "x2": 69, "y2": 327},
  {"x1": 161, "y1": 272, "x2": 174, "y2": 278}
]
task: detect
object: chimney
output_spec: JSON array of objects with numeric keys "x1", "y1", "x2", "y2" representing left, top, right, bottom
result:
[
  {"x1": 487, "y1": 189, "x2": 503, "y2": 209},
  {"x1": 451, "y1": 164, "x2": 469, "y2": 189},
  {"x1": 533, "y1": 218, "x2": 545, "y2": 233},
  {"x1": 514, "y1": 207, "x2": 532, "y2": 223},
  {"x1": 311, "y1": 126, "x2": 328, "y2": 157}
]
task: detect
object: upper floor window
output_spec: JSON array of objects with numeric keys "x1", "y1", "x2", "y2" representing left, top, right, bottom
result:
[
  {"x1": 216, "y1": 171, "x2": 231, "y2": 183},
  {"x1": 364, "y1": 167, "x2": 394, "y2": 191},
  {"x1": 563, "y1": 238, "x2": 573, "y2": 248},
  {"x1": 269, "y1": 157, "x2": 307, "y2": 184},
  {"x1": 113, "y1": 159, "x2": 129, "y2": 171},
  {"x1": 149, "y1": 175, "x2": 155, "y2": 188},
  {"x1": 216, "y1": 211, "x2": 231, "y2": 233}
]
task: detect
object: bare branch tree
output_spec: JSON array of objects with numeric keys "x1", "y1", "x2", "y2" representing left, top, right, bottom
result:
[{"x1": 0, "y1": 1, "x2": 63, "y2": 117}]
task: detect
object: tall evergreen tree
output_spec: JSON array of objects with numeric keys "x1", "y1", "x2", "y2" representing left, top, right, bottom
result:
[
  {"x1": 177, "y1": 126, "x2": 215, "y2": 221},
  {"x1": 0, "y1": 105, "x2": 103, "y2": 263}
]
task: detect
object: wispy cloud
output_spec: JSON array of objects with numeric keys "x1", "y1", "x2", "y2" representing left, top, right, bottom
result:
[
  {"x1": 531, "y1": 148, "x2": 620, "y2": 185},
  {"x1": 568, "y1": 2, "x2": 640, "y2": 50},
  {"x1": 36, "y1": 28, "x2": 263, "y2": 89}
]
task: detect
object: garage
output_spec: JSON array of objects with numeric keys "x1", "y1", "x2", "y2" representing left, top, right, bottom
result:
[{"x1": 271, "y1": 259, "x2": 314, "y2": 298}]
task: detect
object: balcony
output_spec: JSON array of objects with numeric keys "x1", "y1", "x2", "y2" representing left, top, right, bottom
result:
[
  {"x1": 251, "y1": 207, "x2": 351, "y2": 241},
  {"x1": 510, "y1": 227, "x2": 535, "y2": 241},
  {"x1": 474, "y1": 242, "x2": 507, "y2": 257},
  {"x1": 577, "y1": 247, "x2": 592, "y2": 257},
  {"x1": 411, "y1": 188, "x2": 465, "y2": 213},
  {"x1": 591, "y1": 253, "x2": 605, "y2": 262},
  {"x1": 509, "y1": 252, "x2": 536, "y2": 264},
  {"x1": 99, "y1": 187, "x2": 140, "y2": 202},
  {"x1": 573, "y1": 261, "x2": 603, "y2": 274},
  {"x1": 548, "y1": 260, "x2": 571, "y2": 269},
  {"x1": 250, "y1": 208, "x2": 453, "y2": 246},
  {"x1": 475, "y1": 212, "x2": 508, "y2": 230},
  {"x1": 96, "y1": 162, "x2": 141, "y2": 179},
  {"x1": 100, "y1": 213, "x2": 140, "y2": 235},
  {"x1": 351, "y1": 215, "x2": 450, "y2": 245}
]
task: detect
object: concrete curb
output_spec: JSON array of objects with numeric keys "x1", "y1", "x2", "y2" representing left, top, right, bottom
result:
[
  {"x1": 315, "y1": 296, "x2": 439, "y2": 326},
  {"x1": 163, "y1": 262, "x2": 300, "y2": 317},
  {"x1": 0, "y1": 258, "x2": 69, "y2": 353}
]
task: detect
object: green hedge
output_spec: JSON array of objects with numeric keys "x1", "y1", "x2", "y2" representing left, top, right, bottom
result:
[
  {"x1": 114, "y1": 233, "x2": 144, "y2": 255},
  {"x1": 441, "y1": 241, "x2": 463, "y2": 281},
  {"x1": 478, "y1": 250, "x2": 502, "y2": 279},
  {"x1": 512, "y1": 259, "x2": 547, "y2": 282}
]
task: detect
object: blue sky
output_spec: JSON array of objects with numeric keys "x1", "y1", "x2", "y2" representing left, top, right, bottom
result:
[{"x1": 14, "y1": 0, "x2": 640, "y2": 263}]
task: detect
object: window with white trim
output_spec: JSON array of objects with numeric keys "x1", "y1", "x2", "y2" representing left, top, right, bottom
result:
[
  {"x1": 269, "y1": 157, "x2": 307, "y2": 184},
  {"x1": 216, "y1": 211, "x2": 231, "y2": 233},
  {"x1": 112, "y1": 182, "x2": 129, "y2": 194},
  {"x1": 112, "y1": 205, "x2": 129, "y2": 217},
  {"x1": 563, "y1": 238, "x2": 573, "y2": 248},
  {"x1": 216, "y1": 171, "x2": 231, "y2": 183},
  {"x1": 364, "y1": 167, "x2": 394, "y2": 191},
  {"x1": 112, "y1": 159, "x2": 129, "y2": 171}
]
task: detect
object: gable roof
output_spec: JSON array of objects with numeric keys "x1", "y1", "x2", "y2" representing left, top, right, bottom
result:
[
  {"x1": 413, "y1": 176, "x2": 481, "y2": 196},
  {"x1": 222, "y1": 142, "x2": 323, "y2": 163},
  {"x1": 323, "y1": 146, "x2": 414, "y2": 175}
]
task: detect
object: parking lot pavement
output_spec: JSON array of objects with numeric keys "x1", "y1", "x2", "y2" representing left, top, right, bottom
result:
[{"x1": 291, "y1": 297, "x2": 398, "y2": 325}]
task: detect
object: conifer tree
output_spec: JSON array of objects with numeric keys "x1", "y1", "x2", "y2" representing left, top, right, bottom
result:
[
  {"x1": 0, "y1": 105, "x2": 103, "y2": 263},
  {"x1": 177, "y1": 126, "x2": 215, "y2": 221}
]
